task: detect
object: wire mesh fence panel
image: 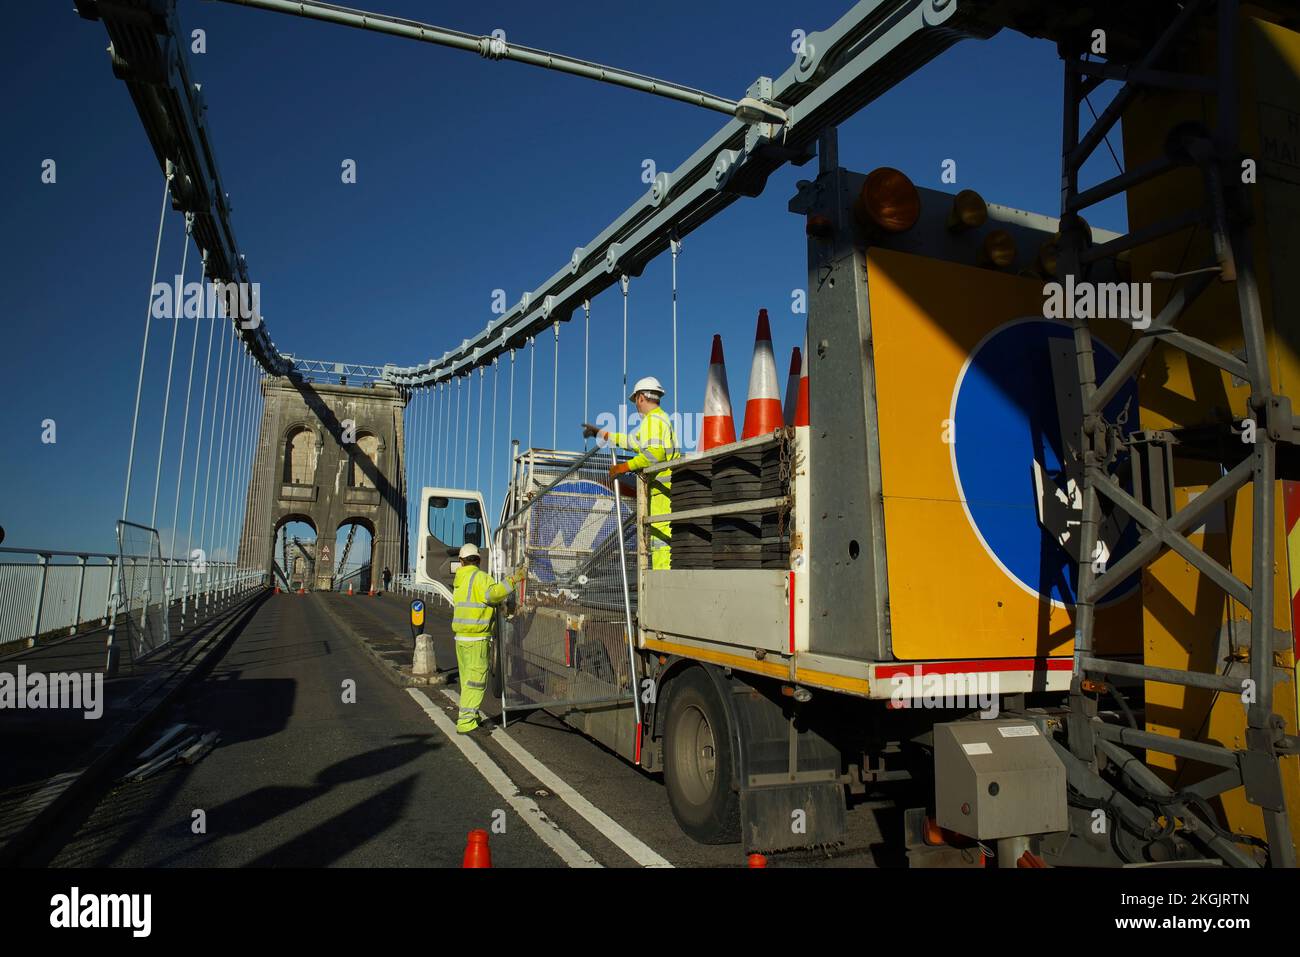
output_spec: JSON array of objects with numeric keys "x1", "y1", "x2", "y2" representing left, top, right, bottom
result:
[
  {"x1": 497, "y1": 446, "x2": 638, "y2": 713},
  {"x1": 115, "y1": 521, "x2": 171, "y2": 658}
]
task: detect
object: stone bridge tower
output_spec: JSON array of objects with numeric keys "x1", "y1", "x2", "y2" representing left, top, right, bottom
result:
[{"x1": 238, "y1": 375, "x2": 407, "y2": 590}]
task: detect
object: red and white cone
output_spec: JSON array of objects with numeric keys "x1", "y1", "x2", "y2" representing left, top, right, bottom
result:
[
  {"x1": 741, "y1": 309, "x2": 783, "y2": 440},
  {"x1": 702, "y1": 334, "x2": 737, "y2": 450},
  {"x1": 783, "y1": 346, "x2": 802, "y2": 427},
  {"x1": 794, "y1": 326, "x2": 810, "y2": 428}
]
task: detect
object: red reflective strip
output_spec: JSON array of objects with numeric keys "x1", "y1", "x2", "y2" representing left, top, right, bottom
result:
[
  {"x1": 634, "y1": 721, "x2": 643, "y2": 766},
  {"x1": 788, "y1": 571, "x2": 796, "y2": 654},
  {"x1": 1285, "y1": 481, "x2": 1300, "y2": 533},
  {"x1": 1287, "y1": 482, "x2": 1300, "y2": 656},
  {"x1": 875, "y1": 658, "x2": 1073, "y2": 678}
]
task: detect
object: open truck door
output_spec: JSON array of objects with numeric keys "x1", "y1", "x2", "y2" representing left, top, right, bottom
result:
[{"x1": 414, "y1": 486, "x2": 492, "y2": 605}]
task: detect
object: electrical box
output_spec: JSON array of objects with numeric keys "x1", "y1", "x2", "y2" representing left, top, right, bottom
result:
[{"x1": 934, "y1": 719, "x2": 1067, "y2": 840}]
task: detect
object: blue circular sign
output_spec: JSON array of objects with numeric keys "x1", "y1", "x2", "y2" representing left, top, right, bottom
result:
[{"x1": 950, "y1": 318, "x2": 1139, "y2": 606}]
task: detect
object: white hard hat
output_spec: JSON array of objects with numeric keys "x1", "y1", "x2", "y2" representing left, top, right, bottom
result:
[
  {"x1": 458, "y1": 543, "x2": 480, "y2": 560},
  {"x1": 629, "y1": 376, "x2": 665, "y2": 401}
]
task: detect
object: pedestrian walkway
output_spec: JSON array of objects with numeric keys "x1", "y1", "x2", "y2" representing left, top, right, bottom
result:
[{"x1": 0, "y1": 591, "x2": 265, "y2": 863}]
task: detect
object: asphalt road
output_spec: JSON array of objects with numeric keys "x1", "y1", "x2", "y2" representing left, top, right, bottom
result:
[{"x1": 25, "y1": 592, "x2": 898, "y2": 868}]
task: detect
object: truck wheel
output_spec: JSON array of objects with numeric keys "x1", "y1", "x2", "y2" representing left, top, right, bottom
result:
[{"x1": 664, "y1": 667, "x2": 741, "y2": 844}]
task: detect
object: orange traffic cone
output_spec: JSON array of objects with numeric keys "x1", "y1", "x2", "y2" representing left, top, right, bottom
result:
[
  {"x1": 747, "y1": 853, "x2": 768, "y2": 868},
  {"x1": 702, "y1": 334, "x2": 737, "y2": 450},
  {"x1": 794, "y1": 327, "x2": 810, "y2": 428},
  {"x1": 741, "y1": 309, "x2": 783, "y2": 440},
  {"x1": 347, "y1": 584, "x2": 353, "y2": 596},
  {"x1": 463, "y1": 829, "x2": 492, "y2": 868},
  {"x1": 783, "y1": 346, "x2": 802, "y2": 427}
]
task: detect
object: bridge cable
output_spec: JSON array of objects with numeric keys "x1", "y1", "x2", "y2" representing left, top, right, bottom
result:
[
  {"x1": 621, "y1": 274, "x2": 630, "y2": 433},
  {"x1": 528, "y1": 336, "x2": 536, "y2": 451},
  {"x1": 219, "y1": 347, "x2": 249, "y2": 585},
  {"x1": 452, "y1": 376, "x2": 462, "y2": 492},
  {"x1": 439, "y1": 381, "x2": 449, "y2": 487},
  {"x1": 475, "y1": 365, "x2": 485, "y2": 491},
  {"x1": 670, "y1": 235, "x2": 680, "y2": 420},
  {"x1": 151, "y1": 217, "x2": 192, "y2": 531},
  {"x1": 196, "y1": 306, "x2": 230, "y2": 608},
  {"x1": 462, "y1": 372, "x2": 471, "y2": 488},
  {"x1": 429, "y1": 380, "x2": 440, "y2": 504},
  {"x1": 209, "y1": 323, "x2": 236, "y2": 583},
  {"x1": 506, "y1": 349, "x2": 516, "y2": 488},
  {"x1": 583, "y1": 299, "x2": 591, "y2": 449},
  {"x1": 121, "y1": 171, "x2": 173, "y2": 523},
  {"x1": 490, "y1": 357, "x2": 499, "y2": 520},
  {"x1": 182, "y1": 255, "x2": 219, "y2": 620},
  {"x1": 552, "y1": 320, "x2": 560, "y2": 450},
  {"x1": 168, "y1": 240, "x2": 205, "y2": 567}
]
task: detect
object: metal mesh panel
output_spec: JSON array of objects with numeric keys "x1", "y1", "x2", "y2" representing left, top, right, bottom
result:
[
  {"x1": 115, "y1": 521, "x2": 171, "y2": 658},
  {"x1": 497, "y1": 446, "x2": 637, "y2": 713}
]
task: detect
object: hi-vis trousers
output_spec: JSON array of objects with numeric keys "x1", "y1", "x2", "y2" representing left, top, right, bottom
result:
[{"x1": 455, "y1": 637, "x2": 490, "y2": 732}]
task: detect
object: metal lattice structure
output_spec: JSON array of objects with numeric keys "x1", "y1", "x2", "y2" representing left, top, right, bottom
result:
[
  {"x1": 496, "y1": 447, "x2": 638, "y2": 717},
  {"x1": 1060, "y1": 0, "x2": 1296, "y2": 867}
]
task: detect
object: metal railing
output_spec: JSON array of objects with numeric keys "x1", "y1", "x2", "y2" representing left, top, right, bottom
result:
[{"x1": 0, "y1": 545, "x2": 266, "y2": 653}]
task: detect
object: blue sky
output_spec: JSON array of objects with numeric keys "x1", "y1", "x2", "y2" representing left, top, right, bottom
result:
[{"x1": 1, "y1": 0, "x2": 1125, "y2": 558}]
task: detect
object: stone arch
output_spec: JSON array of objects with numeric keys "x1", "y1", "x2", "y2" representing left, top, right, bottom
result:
[
  {"x1": 348, "y1": 432, "x2": 383, "y2": 488},
  {"x1": 281, "y1": 423, "x2": 320, "y2": 485}
]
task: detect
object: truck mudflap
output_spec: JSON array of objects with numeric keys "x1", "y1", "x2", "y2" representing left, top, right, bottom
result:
[{"x1": 709, "y1": 666, "x2": 848, "y2": 851}]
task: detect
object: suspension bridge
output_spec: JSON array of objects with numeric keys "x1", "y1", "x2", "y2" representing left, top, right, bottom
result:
[{"x1": 4, "y1": 0, "x2": 1300, "y2": 872}]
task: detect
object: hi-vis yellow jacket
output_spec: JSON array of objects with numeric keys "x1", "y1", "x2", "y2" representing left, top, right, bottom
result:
[
  {"x1": 608, "y1": 406, "x2": 680, "y2": 563},
  {"x1": 451, "y1": 565, "x2": 512, "y2": 641}
]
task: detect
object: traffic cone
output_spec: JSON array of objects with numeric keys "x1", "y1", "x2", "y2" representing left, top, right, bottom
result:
[
  {"x1": 794, "y1": 327, "x2": 810, "y2": 428},
  {"x1": 463, "y1": 829, "x2": 492, "y2": 868},
  {"x1": 741, "y1": 309, "x2": 783, "y2": 440},
  {"x1": 702, "y1": 334, "x2": 737, "y2": 450},
  {"x1": 783, "y1": 346, "x2": 802, "y2": 427},
  {"x1": 747, "y1": 853, "x2": 768, "y2": 868},
  {"x1": 347, "y1": 584, "x2": 353, "y2": 596}
]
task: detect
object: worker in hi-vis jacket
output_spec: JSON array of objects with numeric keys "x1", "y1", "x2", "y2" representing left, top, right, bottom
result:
[
  {"x1": 582, "y1": 375, "x2": 681, "y2": 569},
  {"x1": 451, "y1": 543, "x2": 522, "y2": 734}
]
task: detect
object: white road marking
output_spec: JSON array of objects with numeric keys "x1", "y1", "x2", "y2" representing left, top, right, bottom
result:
[
  {"x1": 439, "y1": 688, "x2": 674, "y2": 868},
  {"x1": 406, "y1": 688, "x2": 599, "y2": 868}
]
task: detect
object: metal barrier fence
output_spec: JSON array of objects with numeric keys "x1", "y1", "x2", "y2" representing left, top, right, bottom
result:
[
  {"x1": 496, "y1": 445, "x2": 638, "y2": 715},
  {"x1": 393, "y1": 572, "x2": 453, "y2": 608},
  {"x1": 0, "y1": 543, "x2": 265, "y2": 653},
  {"x1": 333, "y1": 564, "x2": 372, "y2": 593}
]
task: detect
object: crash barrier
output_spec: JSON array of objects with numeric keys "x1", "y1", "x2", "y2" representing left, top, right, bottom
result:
[{"x1": 0, "y1": 543, "x2": 259, "y2": 652}]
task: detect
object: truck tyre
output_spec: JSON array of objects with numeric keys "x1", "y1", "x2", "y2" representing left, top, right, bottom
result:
[{"x1": 664, "y1": 667, "x2": 741, "y2": 844}]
